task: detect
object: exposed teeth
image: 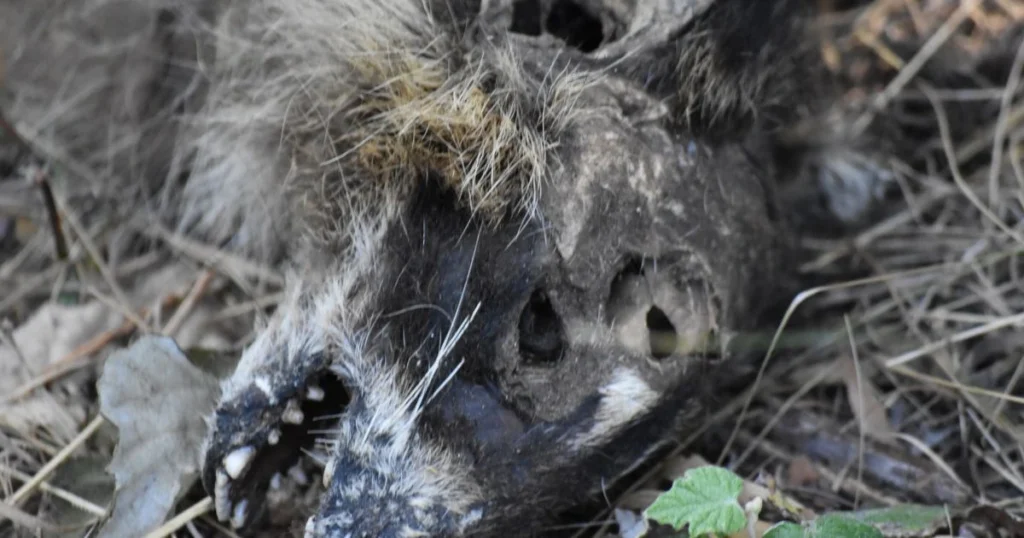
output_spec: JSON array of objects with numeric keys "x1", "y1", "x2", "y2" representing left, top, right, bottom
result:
[
  {"x1": 267, "y1": 428, "x2": 281, "y2": 445},
  {"x1": 306, "y1": 385, "x2": 325, "y2": 401},
  {"x1": 214, "y1": 470, "x2": 232, "y2": 522},
  {"x1": 304, "y1": 516, "x2": 316, "y2": 538},
  {"x1": 283, "y1": 399, "x2": 304, "y2": 424},
  {"x1": 223, "y1": 446, "x2": 255, "y2": 479},
  {"x1": 323, "y1": 457, "x2": 337, "y2": 487},
  {"x1": 230, "y1": 499, "x2": 249, "y2": 530}
]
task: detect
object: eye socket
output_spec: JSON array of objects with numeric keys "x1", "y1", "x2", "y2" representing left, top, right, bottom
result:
[
  {"x1": 517, "y1": 289, "x2": 566, "y2": 365},
  {"x1": 508, "y1": 0, "x2": 609, "y2": 53}
]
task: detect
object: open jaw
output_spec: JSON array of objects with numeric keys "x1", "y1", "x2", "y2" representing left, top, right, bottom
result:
[
  {"x1": 194, "y1": 247, "x2": 762, "y2": 537},
  {"x1": 201, "y1": 353, "x2": 353, "y2": 531}
]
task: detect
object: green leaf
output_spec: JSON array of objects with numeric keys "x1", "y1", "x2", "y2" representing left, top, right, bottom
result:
[
  {"x1": 763, "y1": 514, "x2": 885, "y2": 538},
  {"x1": 643, "y1": 466, "x2": 746, "y2": 536},
  {"x1": 764, "y1": 522, "x2": 805, "y2": 538}
]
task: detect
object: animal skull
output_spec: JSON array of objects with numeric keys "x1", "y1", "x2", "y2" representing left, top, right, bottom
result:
[
  {"x1": 2, "y1": 0, "x2": 810, "y2": 535},
  {"x1": 195, "y1": 0, "x2": 803, "y2": 535}
]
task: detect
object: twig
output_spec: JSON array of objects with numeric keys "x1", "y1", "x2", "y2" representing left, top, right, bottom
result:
[
  {"x1": 5, "y1": 415, "x2": 106, "y2": 507},
  {"x1": 161, "y1": 270, "x2": 216, "y2": 337},
  {"x1": 924, "y1": 84, "x2": 1024, "y2": 247},
  {"x1": 884, "y1": 310, "x2": 1024, "y2": 368},
  {"x1": 51, "y1": 192, "x2": 141, "y2": 331},
  {"x1": 0, "y1": 109, "x2": 31, "y2": 152},
  {"x1": 888, "y1": 364, "x2": 1024, "y2": 406},
  {"x1": 143, "y1": 497, "x2": 213, "y2": 538},
  {"x1": 31, "y1": 166, "x2": 69, "y2": 261},
  {"x1": 989, "y1": 36, "x2": 1024, "y2": 202},
  {"x1": 850, "y1": 0, "x2": 982, "y2": 136},
  {"x1": 0, "y1": 499, "x2": 59, "y2": 533},
  {"x1": 1, "y1": 290, "x2": 189, "y2": 405},
  {"x1": 151, "y1": 225, "x2": 283, "y2": 286},
  {"x1": 0, "y1": 465, "x2": 108, "y2": 517},
  {"x1": 0, "y1": 318, "x2": 137, "y2": 405}
]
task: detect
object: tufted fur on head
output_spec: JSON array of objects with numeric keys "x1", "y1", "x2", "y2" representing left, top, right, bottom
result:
[{"x1": 2, "y1": 0, "x2": 838, "y2": 536}]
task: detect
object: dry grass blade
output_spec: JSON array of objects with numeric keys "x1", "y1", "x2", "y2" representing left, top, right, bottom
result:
[
  {"x1": 851, "y1": 0, "x2": 983, "y2": 135},
  {"x1": 5, "y1": 415, "x2": 105, "y2": 507},
  {"x1": 142, "y1": 497, "x2": 213, "y2": 538},
  {"x1": 0, "y1": 499, "x2": 59, "y2": 533},
  {"x1": 0, "y1": 465, "x2": 107, "y2": 517}
]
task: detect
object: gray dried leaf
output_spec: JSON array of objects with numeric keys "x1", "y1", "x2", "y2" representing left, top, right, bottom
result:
[
  {"x1": 95, "y1": 335, "x2": 220, "y2": 538},
  {"x1": 0, "y1": 301, "x2": 123, "y2": 438}
]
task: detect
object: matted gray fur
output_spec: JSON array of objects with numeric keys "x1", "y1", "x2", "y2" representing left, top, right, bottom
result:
[{"x1": 1, "y1": 0, "x2": 856, "y2": 536}]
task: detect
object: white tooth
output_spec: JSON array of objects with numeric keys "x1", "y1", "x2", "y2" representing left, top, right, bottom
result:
[
  {"x1": 288, "y1": 465, "x2": 310, "y2": 486},
  {"x1": 283, "y1": 408, "x2": 304, "y2": 424},
  {"x1": 323, "y1": 457, "x2": 337, "y2": 487},
  {"x1": 223, "y1": 446, "x2": 255, "y2": 479},
  {"x1": 304, "y1": 516, "x2": 316, "y2": 538},
  {"x1": 306, "y1": 385, "x2": 325, "y2": 401},
  {"x1": 214, "y1": 470, "x2": 232, "y2": 522},
  {"x1": 267, "y1": 428, "x2": 281, "y2": 445},
  {"x1": 283, "y1": 399, "x2": 304, "y2": 424},
  {"x1": 270, "y1": 472, "x2": 283, "y2": 490},
  {"x1": 230, "y1": 499, "x2": 249, "y2": 530}
]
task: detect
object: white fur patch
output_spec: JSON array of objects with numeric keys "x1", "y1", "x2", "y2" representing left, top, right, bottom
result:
[{"x1": 571, "y1": 367, "x2": 660, "y2": 450}]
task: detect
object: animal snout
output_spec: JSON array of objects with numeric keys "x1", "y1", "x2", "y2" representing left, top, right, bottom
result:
[{"x1": 604, "y1": 256, "x2": 719, "y2": 361}]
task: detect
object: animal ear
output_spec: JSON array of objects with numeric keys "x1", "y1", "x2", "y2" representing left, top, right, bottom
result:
[{"x1": 612, "y1": 0, "x2": 815, "y2": 138}]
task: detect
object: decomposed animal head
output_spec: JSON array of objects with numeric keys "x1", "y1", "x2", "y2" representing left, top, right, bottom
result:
[{"x1": 195, "y1": 0, "x2": 805, "y2": 535}]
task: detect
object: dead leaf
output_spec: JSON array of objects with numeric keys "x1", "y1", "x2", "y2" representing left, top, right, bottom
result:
[
  {"x1": 614, "y1": 508, "x2": 649, "y2": 538},
  {"x1": 785, "y1": 456, "x2": 821, "y2": 488},
  {"x1": 0, "y1": 301, "x2": 123, "y2": 438},
  {"x1": 95, "y1": 335, "x2": 220, "y2": 538},
  {"x1": 839, "y1": 354, "x2": 897, "y2": 442},
  {"x1": 0, "y1": 262, "x2": 233, "y2": 437}
]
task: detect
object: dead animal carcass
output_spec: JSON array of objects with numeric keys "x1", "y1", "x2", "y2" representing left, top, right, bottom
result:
[{"x1": 0, "y1": 0, "x2": 869, "y2": 535}]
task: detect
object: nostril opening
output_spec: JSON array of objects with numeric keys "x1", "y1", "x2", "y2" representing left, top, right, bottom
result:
[
  {"x1": 646, "y1": 306, "x2": 678, "y2": 360},
  {"x1": 518, "y1": 289, "x2": 566, "y2": 365}
]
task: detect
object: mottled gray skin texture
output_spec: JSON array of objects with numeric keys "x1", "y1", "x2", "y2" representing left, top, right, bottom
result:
[{"x1": 2, "y1": 0, "x2": 814, "y2": 536}]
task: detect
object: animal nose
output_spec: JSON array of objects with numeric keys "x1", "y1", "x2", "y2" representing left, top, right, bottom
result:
[
  {"x1": 517, "y1": 288, "x2": 566, "y2": 365},
  {"x1": 605, "y1": 256, "x2": 718, "y2": 360}
]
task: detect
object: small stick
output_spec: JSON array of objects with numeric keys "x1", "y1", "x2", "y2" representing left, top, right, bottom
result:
[
  {"x1": 0, "y1": 109, "x2": 70, "y2": 261},
  {"x1": 31, "y1": 166, "x2": 69, "y2": 261},
  {"x1": 0, "y1": 110, "x2": 31, "y2": 152},
  {"x1": 0, "y1": 500, "x2": 59, "y2": 533},
  {"x1": 849, "y1": 0, "x2": 982, "y2": 136},
  {"x1": 142, "y1": 497, "x2": 213, "y2": 538},
  {"x1": 0, "y1": 465, "x2": 108, "y2": 517},
  {"x1": 1, "y1": 292, "x2": 186, "y2": 405},
  {"x1": 1, "y1": 320, "x2": 137, "y2": 405},
  {"x1": 161, "y1": 270, "x2": 216, "y2": 337},
  {"x1": 6, "y1": 415, "x2": 106, "y2": 506}
]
